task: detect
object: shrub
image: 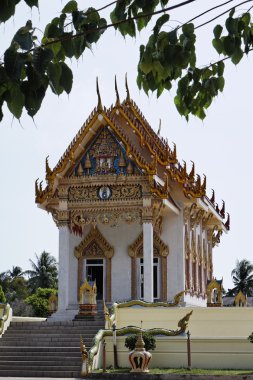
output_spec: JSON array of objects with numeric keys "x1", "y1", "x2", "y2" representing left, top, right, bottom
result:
[
  {"x1": 25, "y1": 288, "x2": 57, "y2": 317},
  {"x1": 248, "y1": 332, "x2": 253, "y2": 343},
  {"x1": 125, "y1": 332, "x2": 156, "y2": 351},
  {"x1": 0, "y1": 285, "x2": 6, "y2": 303}
]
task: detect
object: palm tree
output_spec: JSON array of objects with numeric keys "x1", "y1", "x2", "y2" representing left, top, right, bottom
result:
[
  {"x1": 7, "y1": 266, "x2": 24, "y2": 279},
  {"x1": 26, "y1": 251, "x2": 58, "y2": 292},
  {"x1": 231, "y1": 259, "x2": 253, "y2": 296}
]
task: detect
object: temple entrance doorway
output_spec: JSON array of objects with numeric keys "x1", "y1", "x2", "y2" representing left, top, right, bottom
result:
[
  {"x1": 86, "y1": 259, "x2": 104, "y2": 300},
  {"x1": 139, "y1": 258, "x2": 160, "y2": 300}
]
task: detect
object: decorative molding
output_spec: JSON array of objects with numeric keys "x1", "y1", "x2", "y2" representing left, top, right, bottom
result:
[{"x1": 68, "y1": 184, "x2": 142, "y2": 202}]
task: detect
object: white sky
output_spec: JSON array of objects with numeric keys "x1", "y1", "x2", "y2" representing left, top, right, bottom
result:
[{"x1": 0, "y1": 0, "x2": 252, "y2": 291}]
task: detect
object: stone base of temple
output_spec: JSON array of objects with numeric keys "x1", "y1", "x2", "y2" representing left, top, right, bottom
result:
[{"x1": 47, "y1": 309, "x2": 78, "y2": 321}]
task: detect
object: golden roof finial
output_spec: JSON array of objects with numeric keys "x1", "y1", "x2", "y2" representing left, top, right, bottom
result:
[
  {"x1": 35, "y1": 178, "x2": 39, "y2": 197},
  {"x1": 125, "y1": 73, "x2": 131, "y2": 103},
  {"x1": 158, "y1": 119, "x2": 161, "y2": 136},
  {"x1": 115, "y1": 75, "x2": 120, "y2": 107},
  {"x1": 96, "y1": 77, "x2": 103, "y2": 111},
  {"x1": 201, "y1": 174, "x2": 206, "y2": 194},
  {"x1": 45, "y1": 155, "x2": 52, "y2": 178},
  {"x1": 189, "y1": 161, "x2": 195, "y2": 182},
  {"x1": 172, "y1": 142, "x2": 177, "y2": 161}
]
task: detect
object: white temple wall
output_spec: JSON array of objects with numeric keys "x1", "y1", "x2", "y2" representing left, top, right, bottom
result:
[
  {"x1": 161, "y1": 209, "x2": 185, "y2": 301},
  {"x1": 58, "y1": 226, "x2": 70, "y2": 311}
]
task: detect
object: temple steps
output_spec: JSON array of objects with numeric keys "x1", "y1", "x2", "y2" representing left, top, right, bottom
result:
[{"x1": 0, "y1": 317, "x2": 105, "y2": 377}]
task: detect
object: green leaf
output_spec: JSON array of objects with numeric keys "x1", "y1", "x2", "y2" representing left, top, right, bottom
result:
[
  {"x1": 212, "y1": 38, "x2": 223, "y2": 54},
  {"x1": 153, "y1": 14, "x2": 170, "y2": 36},
  {"x1": 73, "y1": 36, "x2": 86, "y2": 59},
  {"x1": 4, "y1": 47, "x2": 28, "y2": 81},
  {"x1": 0, "y1": 67, "x2": 8, "y2": 85},
  {"x1": 12, "y1": 21, "x2": 34, "y2": 51},
  {"x1": 217, "y1": 61, "x2": 225, "y2": 76},
  {"x1": 33, "y1": 48, "x2": 54, "y2": 74},
  {"x1": 62, "y1": 0, "x2": 77, "y2": 13},
  {"x1": 213, "y1": 25, "x2": 223, "y2": 39},
  {"x1": 225, "y1": 17, "x2": 238, "y2": 34},
  {"x1": 0, "y1": 0, "x2": 16, "y2": 23},
  {"x1": 229, "y1": 7, "x2": 235, "y2": 17},
  {"x1": 49, "y1": 41, "x2": 62, "y2": 58},
  {"x1": 61, "y1": 35, "x2": 74, "y2": 58},
  {"x1": 47, "y1": 62, "x2": 63, "y2": 95},
  {"x1": 223, "y1": 36, "x2": 236, "y2": 55},
  {"x1": 24, "y1": 0, "x2": 38, "y2": 7},
  {"x1": 231, "y1": 47, "x2": 243, "y2": 64},
  {"x1": 7, "y1": 83, "x2": 25, "y2": 119},
  {"x1": 195, "y1": 107, "x2": 206, "y2": 120},
  {"x1": 241, "y1": 12, "x2": 251, "y2": 25},
  {"x1": 21, "y1": 79, "x2": 48, "y2": 117},
  {"x1": 217, "y1": 76, "x2": 225, "y2": 91},
  {"x1": 182, "y1": 23, "x2": 194, "y2": 37},
  {"x1": 59, "y1": 62, "x2": 73, "y2": 94}
]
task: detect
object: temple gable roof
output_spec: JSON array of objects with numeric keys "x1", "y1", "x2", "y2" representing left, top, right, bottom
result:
[{"x1": 35, "y1": 78, "x2": 229, "y2": 232}]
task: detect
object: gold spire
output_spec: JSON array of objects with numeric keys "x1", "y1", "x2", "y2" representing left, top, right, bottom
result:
[
  {"x1": 158, "y1": 119, "x2": 161, "y2": 136},
  {"x1": 35, "y1": 178, "x2": 39, "y2": 197},
  {"x1": 115, "y1": 75, "x2": 120, "y2": 107},
  {"x1": 118, "y1": 151, "x2": 126, "y2": 168},
  {"x1": 201, "y1": 174, "x2": 206, "y2": 194},
  {"x1": 96, "y1": 77, "x2": 103, "y2": 111},
  {"x1": 84, "y1": 153, "x2": 92, "y2": 169},
  {"x1": 45, "y1": 155, "x2": 52, "y2": 177},
  {"x1": 125, "y1": 73, "x2": 131, "y2": 103},
  {"x1": 188, "y1": 161, "x2": 195, "y2": 182},
  {"x1": 127, "y1": 160, "x2": 133, "y2": 174},
  {"x1": 77, "y1": 162, "x2": 83, "y2": 176}
]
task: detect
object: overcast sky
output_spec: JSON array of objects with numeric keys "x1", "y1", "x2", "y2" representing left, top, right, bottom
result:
[{"x1": 0, "y1": 1, "x2": 252, "y2": 291}]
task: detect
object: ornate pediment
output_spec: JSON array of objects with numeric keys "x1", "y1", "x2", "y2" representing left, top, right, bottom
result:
[
  {"x1": 74, "y1": 226, "x2": 114, "y2": 259},
  {"x1": 70, "y1": 126, "x2": 140, "y2": 177},
  {"x1": 128, "y1": 231, "x2": 169, "y2": 258}
]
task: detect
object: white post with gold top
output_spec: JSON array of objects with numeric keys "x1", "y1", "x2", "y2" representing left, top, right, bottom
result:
[{"x1": 142, "y1": 202, "x2": 153, "y2": 303}]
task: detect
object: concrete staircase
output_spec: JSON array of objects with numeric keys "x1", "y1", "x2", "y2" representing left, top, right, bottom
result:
[{"x1": 0, "y1": 310, "x2": 105, "y2": 377}]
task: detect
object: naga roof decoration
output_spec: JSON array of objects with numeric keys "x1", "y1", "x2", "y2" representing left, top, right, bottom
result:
[{"x1": 35, "y1": 77, "x2": 229, "y2": 231}]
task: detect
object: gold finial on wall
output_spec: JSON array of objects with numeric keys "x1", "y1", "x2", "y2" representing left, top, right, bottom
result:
[
  {"x1": 115, "y1": 75, "x2": 120, "y2": 107},
  {"x1": 96, "y1": 77, "x2": 103, "y2": 111}
]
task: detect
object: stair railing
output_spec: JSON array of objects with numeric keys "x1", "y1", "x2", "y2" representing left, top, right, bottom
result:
[{"x1": 0, "y1": 304, "x2": 12, "y2": 338}]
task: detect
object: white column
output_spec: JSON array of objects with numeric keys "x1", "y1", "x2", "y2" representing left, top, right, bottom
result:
[
  {"x1": 68, "y1": 233, "x2": 79, "y2": 309},
  {"x1": 58, "y1": 226, "x2": 70, "y2": 311},
  {"x1": 143, "y1": 221, "x2": 153, "y2": 302}
]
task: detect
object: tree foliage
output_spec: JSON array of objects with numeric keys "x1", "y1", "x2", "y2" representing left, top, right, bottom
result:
[
  {"x1": 25, "y1": 287, "x2": 57, "y2": 317},
  {"x1": 125, "y1": 332, "x2": 156, "y2": 351},
  {"x1": 231, "y1": 259, "x2": 253, "y2": 296},
  {"x1": 1, "y1": 1, "x2": 253, "y2": 121},
  {"x1": 26, "y1": 251, "x2": 58, "y2": 292},
  {"x1": 0, "y1": 285, "x2": 6, "y2": 303}
]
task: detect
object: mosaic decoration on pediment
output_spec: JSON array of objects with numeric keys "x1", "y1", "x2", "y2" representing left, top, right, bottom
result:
[
  {"x1": 68, "y1": 184, "x2": 142, "y2": 202},
  {"x1": 70, "y1": 208, "x2": 142, "y2": 235},
  {"x1": 71, "y1": 127, "x2": 141, "y2": 177},
  {"x1": 74, "y1": 226, "x2": 114, "y2": 259},
  {"x1": 128, "y1": 231, "x2": 169, "y2": 258}
]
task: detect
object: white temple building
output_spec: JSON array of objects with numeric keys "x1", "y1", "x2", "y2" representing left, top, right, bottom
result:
[{"x1": 35, "y1": 79, "x2": 229, "y2": 316}]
